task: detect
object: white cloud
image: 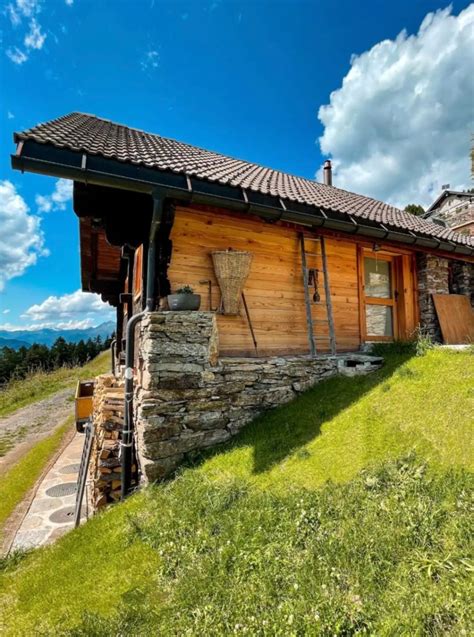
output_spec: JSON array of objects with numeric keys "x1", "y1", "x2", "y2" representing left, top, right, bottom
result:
[
  {"x1": 6, "y1": 0, "x2": 40, "y2": 26},
  {"x1": 7, "y1": 111, "x2": 15, "y2": 119},
  {"x1": 0, "y1": 318, "x2": 107, "y2": 331},
  {"x1": 6, "y1": 46, "x2": 28, "y2": 64},
  {"x1": 23, "y1": 289, "x2": 113, "y2": 323},
  {"x1": 65, "y1": 0, "x2": 74, "y2": 5},
  {"x1": 141, "y1": 50, "x2": 159, "y2": 71},
  {"x1": 0, "y1": 180, "x2": 47, "y2": 291},
  {"x1": 35, "y1": 179, "x2": 73, "y2": 213},
  {"x1": 24, "y1": 18, "x2": 46, "y2": 50},
  {"x1": 5, "y1": 0, "x2": 45, "y2": 65},
  {"x1": 317, "y1": 4, "x2": 474, "y2": 209},
  {"x1": 2, "y1": 309, "x2": 11, "y2": 315}
]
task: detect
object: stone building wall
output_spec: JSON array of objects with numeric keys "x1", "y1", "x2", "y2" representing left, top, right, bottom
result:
[
  {"x1": 416, "y1": 254, "x2": 474, "y2": 340},
  {"x1": 134, "y1": 312, "x2": 345, "y2": 482},
  {"x1": 416, "y1": 254, "x2": 449, "y2": 342},
  {"x1": 450, "y1": 261, "x2": 474, "y2": 306},
  {"x1": 433, "y1": 199, "x2": 474, "y2": 235}
]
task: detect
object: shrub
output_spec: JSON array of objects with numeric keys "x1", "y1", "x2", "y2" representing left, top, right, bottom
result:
[{"x1": 175, "y1": 285, "x2": 195, "y2": 294}]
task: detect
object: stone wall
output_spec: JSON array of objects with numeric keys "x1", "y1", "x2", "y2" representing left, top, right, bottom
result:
[
  {"x1": 416, "y1": 254, "x2": 449, "y2": 341},
  {"x1": 416, "y1": 254, "x2": 474, "y2": 340},
  {"x1": 450, "y1": 261, "x2": 474, "y2": 306},
  {"x1": 134, "y1": 312, "x2": 343, "y2": 482}
]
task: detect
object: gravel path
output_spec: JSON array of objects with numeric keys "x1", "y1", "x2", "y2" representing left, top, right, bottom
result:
[{"x1": 0, "y1": 388, "x2": 74, "y2": 474}]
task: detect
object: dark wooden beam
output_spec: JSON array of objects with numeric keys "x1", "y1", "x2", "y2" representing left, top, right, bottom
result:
[{"x1": 74, "y1": 182, "x2": 152, "y2": 247}]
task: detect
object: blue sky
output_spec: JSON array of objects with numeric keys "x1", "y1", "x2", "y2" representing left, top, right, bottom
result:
[{"x1": 0, "y1": 0, "x2": 472, "y2": 330}]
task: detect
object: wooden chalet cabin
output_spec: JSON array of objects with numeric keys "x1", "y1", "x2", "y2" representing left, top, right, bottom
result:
[
  {"x1": 11, "y1": 113, "x2": 473, "y2": 360},
  {"x1": 11, "y1": 113, "x2": 474, "y2": 488}
]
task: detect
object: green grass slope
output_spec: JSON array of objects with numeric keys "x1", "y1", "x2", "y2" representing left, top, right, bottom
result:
[
  {"x1": 0, "y1": 350, "x2": 110, "y2": 417},
  {"x1": 197, "y1": 347, "x2": 473, "y2": 489},
  {"x1": 0, "y1": 347, "x2": 472, "y2": 635}
]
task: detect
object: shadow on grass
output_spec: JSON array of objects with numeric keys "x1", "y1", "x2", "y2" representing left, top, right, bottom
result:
[{"x1": 194, "y1": 345, "x2": 414, "y2": 476}]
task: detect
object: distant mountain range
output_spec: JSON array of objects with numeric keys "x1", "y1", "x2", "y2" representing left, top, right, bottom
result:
[{"x1": 0, "y1": 321, "x2": 115, "y2": 349}]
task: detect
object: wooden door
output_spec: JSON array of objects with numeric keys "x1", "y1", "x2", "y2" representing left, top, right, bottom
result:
[{"x1": 360, "y1": 251, "x2": 398, "y2": 341}]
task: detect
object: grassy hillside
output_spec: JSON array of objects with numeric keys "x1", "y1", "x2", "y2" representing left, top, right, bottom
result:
[
  {"x1": 0, "y1": 350, "x2": 110, "y2": 417},
  {"x1": 0, "y1": 347, "x2": 472, "y2": 635},
  {"x1": 196, "y1": 347, "x2": 473, "y2": 489}
]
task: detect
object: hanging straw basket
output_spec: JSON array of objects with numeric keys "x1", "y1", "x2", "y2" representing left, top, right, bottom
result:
[{"x1": 212, "y1": 250, "x2": 253, "y2": 315}]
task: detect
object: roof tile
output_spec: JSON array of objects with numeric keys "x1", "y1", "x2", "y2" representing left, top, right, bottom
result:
[{"x1": 14, "y1": 112, "x2": 473, "y2": 248}]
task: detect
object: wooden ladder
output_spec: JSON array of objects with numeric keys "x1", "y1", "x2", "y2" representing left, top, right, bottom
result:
[{"x1": 299, "y1": 233, "x2": 336, "y2": 356}]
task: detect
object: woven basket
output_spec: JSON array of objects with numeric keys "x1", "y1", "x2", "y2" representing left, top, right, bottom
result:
[{"x1": 212, "y1": 250, "x2": 253, "y2": 315}]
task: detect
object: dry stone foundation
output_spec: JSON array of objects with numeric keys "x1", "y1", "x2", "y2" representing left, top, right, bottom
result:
[{"x1": 134, "y1": 312, "x2": 382, "y2": 483}]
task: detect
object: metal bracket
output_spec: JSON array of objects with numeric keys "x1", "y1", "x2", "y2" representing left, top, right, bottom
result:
[{"x1": 199, "y1": 279, "x2": 217, "y2": 311}]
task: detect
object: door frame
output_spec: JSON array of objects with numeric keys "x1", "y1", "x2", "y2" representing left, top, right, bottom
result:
[{"x1": 358, "y1": 247, "x2": 400, "y2": 342}]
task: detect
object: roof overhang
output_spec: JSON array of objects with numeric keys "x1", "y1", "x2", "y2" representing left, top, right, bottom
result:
[
  {"x1": 425, "y1": 189, "x2": 473, "y2": 215},
  {"x1": 11, "y1": 139, "x2": 474, "y2": 258},
  {"x1": 79, "y1": 216, "x2": 123, "y2": 305}
]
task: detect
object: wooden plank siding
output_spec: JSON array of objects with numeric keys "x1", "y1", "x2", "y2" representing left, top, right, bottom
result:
[
  {"x1": 167, "y1": 206, "x2": 361, "y2": 355},
  {"x1": 127, "y1": 205, "x2": 420, "y2": 356}
]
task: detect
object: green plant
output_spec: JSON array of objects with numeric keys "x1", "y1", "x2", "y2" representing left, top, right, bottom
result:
[
  {"x1": 414, "y1": 327, "x2": 434, "y2": 357},
  {"x1": 370, "y1": 340, "x2": 416, "y2": 356},
  {"x1": 175, "y1": 285, "x2": 195, "y2": 294}
]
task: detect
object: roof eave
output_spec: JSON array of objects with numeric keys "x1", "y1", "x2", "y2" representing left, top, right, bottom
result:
[{"x1": 11, "y1": 140, "x2": 474, "y2": 257}]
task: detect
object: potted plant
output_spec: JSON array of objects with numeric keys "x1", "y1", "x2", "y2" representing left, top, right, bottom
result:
[{"x1": 167, "y1": 285, "x2": 201, "y2": 311}]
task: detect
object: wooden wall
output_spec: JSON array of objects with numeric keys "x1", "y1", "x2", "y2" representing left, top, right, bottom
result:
[{"x1": 166, "y1": 206, "x2": 361, "y2": 355}]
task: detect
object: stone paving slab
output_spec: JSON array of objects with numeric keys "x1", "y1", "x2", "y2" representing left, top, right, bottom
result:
[{"x1": 11, "y1": 433, "x2": 88, "y2": 551}]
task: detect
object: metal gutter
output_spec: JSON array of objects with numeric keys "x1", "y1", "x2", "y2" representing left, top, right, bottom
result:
[
  {"x1": 11, "y1": 141, "x2": 474, "y2": 257},
  {"x1": 121, "y1": 190, "x2": 165, "y2": 499}
]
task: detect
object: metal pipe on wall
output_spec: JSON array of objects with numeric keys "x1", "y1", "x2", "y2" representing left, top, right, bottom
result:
[
  {"x1": 121, "y1": 191, "x2": 164, "y2": 499},
  {"x1": 110, "y1": 339, "x2": 116, "y2": 376}
]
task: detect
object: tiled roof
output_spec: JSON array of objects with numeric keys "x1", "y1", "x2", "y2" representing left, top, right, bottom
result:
[{"x1": 14, "y1": 112, "x2": 473, "y2": 247}]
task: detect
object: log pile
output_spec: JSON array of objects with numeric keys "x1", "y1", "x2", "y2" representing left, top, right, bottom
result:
[{"x1": 89, "y1": 374, "x2": 136, "y2": 509}]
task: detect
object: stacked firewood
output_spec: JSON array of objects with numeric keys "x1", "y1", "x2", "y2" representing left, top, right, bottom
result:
[{"x1": 89, "y1": 374, "x2": 135, "y2": 509}]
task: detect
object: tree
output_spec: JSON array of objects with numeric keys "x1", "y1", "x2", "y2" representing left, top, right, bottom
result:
[
  {"x1": 51, "y1": 337, "x2": 69, "y2": 367},
  {"x1": 75, "y1": 340, "x2": 89, "y2": 365},
  {"x1": 404, "y1": 204, "x2": 425, "y2": 216},
  {"x1": 0, "y1": 332, "x2": 110, "y2": 386}
]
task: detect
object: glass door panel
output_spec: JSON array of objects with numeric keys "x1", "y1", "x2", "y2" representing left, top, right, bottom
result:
[
  {"x1": 362, "y1": 254, "x2": 396, "y2": 340},
  {"x1": 364, "y1": 258, "x2": 391, "y2": 298},
  {"x1": 365, "y1": 304, "x2": 393, "y2": 337}
]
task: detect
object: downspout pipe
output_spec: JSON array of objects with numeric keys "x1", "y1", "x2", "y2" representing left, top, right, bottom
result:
[
  {"x1": 110, "y1": 339, "x2": 116, "y2": 376},
  {"x1": 121, "y1": 191, "x2": 164, "y2": 499}
]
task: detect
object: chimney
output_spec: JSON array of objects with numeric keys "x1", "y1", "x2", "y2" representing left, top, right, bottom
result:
[{"x1": 323, "y1": 160, "x2": 332, "y2": 186}]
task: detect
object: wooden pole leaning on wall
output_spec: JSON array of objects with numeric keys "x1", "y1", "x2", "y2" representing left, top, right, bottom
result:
[{"x1": 241, "y1": 292, "x2": 258, "y2": 356}]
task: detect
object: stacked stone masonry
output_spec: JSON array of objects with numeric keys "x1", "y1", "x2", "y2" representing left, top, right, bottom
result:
[
  {"x1": 416, "y1": 254, "x2": 474, "y2": 341},
  {"x1": 134, "y1": 312, "x2": 383, "y2": 482},
  {"x1": 450, "y1": 261, "x2": 474, "y2": 306},
  {"x1": 416, "y1": 254, "x2": 450, "y2": 342}
]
